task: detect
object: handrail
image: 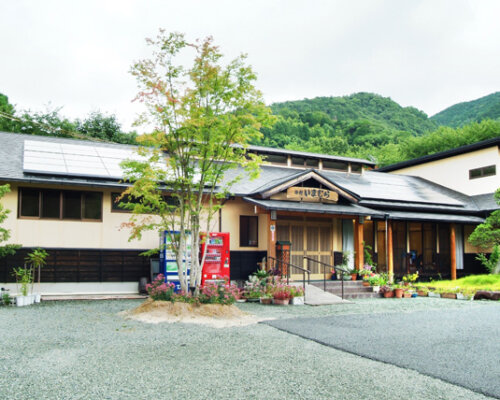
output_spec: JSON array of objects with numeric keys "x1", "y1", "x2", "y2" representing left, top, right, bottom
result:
[
  {"x1": 303, "y1": 256, "x2": 345, "y2": 300},
  {"x1": 267, "y1": 256, "x2": 310, "y2": 295}
]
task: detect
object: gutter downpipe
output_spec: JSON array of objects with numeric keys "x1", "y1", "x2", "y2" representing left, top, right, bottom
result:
[{"x1": 384, "y1": 213, "x2": 389, "y2": 279}]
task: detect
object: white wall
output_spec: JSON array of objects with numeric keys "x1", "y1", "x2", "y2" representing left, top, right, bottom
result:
[{"x1": 390, "y1": 146, "x2": 499, "y2": 196}]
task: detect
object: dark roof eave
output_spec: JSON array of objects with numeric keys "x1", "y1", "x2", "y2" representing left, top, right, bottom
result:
[{"x1": 242, "y1": 197, "x2": 380, "y2": 217}]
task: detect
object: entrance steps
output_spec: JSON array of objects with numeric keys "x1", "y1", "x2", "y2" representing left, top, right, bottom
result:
[
  {"x1": 310, "y1": 280, "x2": 380, "y2": 299},
  {"x1": 298, "y1": 283, "x2": 351, "y2": 305}
]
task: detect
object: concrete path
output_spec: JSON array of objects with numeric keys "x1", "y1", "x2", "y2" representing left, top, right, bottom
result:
[
  {"x1": 42, "y1": 294, "x2": 147, "y2": 301},
  {"x1": 264, "y1": 303, "x2": 500, "y2": 399},
  {"x1": 304, "y1": 283, "x2": 351, "y2": 305}
]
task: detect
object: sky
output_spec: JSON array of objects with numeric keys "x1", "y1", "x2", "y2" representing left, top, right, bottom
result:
[{"x1": 1, "y1": 0, "x2": 499, "y2": 132}]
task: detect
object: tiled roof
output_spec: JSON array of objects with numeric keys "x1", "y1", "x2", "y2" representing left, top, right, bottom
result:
[{"x1": 0, "y1": 131, "x2": 488, "y2": 218}]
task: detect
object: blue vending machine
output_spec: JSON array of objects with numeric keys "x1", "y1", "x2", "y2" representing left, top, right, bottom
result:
[{"x1": 159, "y1": 231, "x2": 192, "y2": 291}]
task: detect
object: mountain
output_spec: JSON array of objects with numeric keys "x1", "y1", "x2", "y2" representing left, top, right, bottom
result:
[
  {"x1": 431, "y1": 92, "x2": 500, "y2": 128},
  {"x1": 254, "y1": 92, "x2": 437, "y2": 158},
  {"x1": 270, "y1": 92, "x2": 437, "y2": 136}
]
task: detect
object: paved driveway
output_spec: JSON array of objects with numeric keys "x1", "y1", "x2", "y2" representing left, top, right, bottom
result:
[{"x1": 264, "y1": 303, "x2": 500, "y2": 398}]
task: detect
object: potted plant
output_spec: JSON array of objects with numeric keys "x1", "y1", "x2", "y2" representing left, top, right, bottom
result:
[
  {"x1": 290, "y1": 286, "x2": 305, "y2": 305},
  {"x1": 359, "y1": 264, "x2": 374, "y2": 286},
  {"x1": 349, "y1": 268, "x2": 358, "y2": 281},
  {"x1": 259, "y1": 292, "x2": 273, "y2": 305},
  {"x1": 12, "y1": 267, "x2": 33, "y2": 306},
  {"x1": 244, "y1": 275, "x2": 264, "y2": 302},
  {"x1": 393, "y1": 284, "x2": 404, "y2": 298},
  {"x1": 25, "y1": 248, "x2": 48, "y2": 303},
  {"x1": 1, "y1": 288, "x2": 12, "y2": 306},
  {"x1": 402, "y1": 272, "x2": 419, "y2": 287},
  {"x1": 380, "y1": 284, "x2": 394, "y2": 298},
  {"x1": 368, "y1": 274, "x2": 381, "y2": 292},
  {"x1": 273, "y1": 285, "x2": 291, "y2": 305},
  {"x1": 416, "y1": 287, "x2": 428, "y2": 297}
]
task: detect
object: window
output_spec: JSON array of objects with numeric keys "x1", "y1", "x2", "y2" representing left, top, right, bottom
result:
[
  {"x1": 240, "y1": 216, "x2": 258, "y2": 247},
  {"x1": 350, "y1": 163, "x2": 362, "y2": 173},
  {"x1": 323, "y1": 160, "x2": 348, "y2": 171},
  {"x1": 306, "y1": 158, "x2": 319, "y2": 167},
  {"x1": 291, "y1": 157, "x2": 319, "y2": 168},
  {"x1": 469, "y1": 165, "x2": 496, "y2": 180},
  {"x1": 19, "y1": 188, "x2": 102, "y2": 221},
  {"x1": 263, "y1": 153, "x2": 287, "y2": 164}
]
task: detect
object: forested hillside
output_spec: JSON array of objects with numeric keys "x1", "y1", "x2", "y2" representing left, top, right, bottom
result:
[
  {"x1": 0, "y1": 93, "x2": 137, "y2": 144},
  {"x1": 254, "y1": 92, "x2": 500, "y2": 166},
  {"x1": 431, "y1": 92, "x2": 500, "y2": 128}
]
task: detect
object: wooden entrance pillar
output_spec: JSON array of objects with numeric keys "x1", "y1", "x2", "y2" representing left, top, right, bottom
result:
[
  {"x1": 267, "y1": 213, "x2": 277, "y2": 270},
  {"x1": 354, "y1": 218, "x2": 364, "y2": 271},
  {"x1": 450, "y1": 223, "x2": 457, "y2": 280},
  {"x1": 387, "y1": 220, "x2": 394, "y2": 280}
]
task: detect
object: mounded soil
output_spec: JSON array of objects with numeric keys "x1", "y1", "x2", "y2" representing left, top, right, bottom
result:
[{"x1": 124, "y1": 299, "x2": 270, "y2": 328}]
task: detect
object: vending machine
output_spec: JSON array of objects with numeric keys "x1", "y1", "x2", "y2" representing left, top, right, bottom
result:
[
  {"x1": 159, "y1": 231, "x2": 192, "y2": 291},
  {"x1": 200, "y1": 232, "x2": 230, "y2": 285}
]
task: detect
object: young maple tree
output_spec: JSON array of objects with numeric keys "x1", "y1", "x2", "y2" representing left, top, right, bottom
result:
[{"x1": 121, "y1": 31, "x2": 274, "y2": 293}]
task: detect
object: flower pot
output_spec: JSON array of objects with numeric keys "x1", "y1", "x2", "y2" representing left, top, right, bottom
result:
[
  {"x1": 16, "y1": 295, "x2": 30, "y2": 307},
  {"x1": 260, "y1": 297, "x2": 272, "y2": 305},
  {"x1": 340, "y1": 274, "x2": 351, "y2": 281},
  {"x1": 417, "y1": 290, "x2": 428, "y2": 297},
  {"x1": 34, "y1": 293, "x2": 41, "y2": 303},
  {"x1": 246, "y1": 298, "x2": 260, "y2": 303},
  {"x1": 383, "y1": 290, "x2": 394, "y2": 298},
  {"x1": 441, "y1": 292, "x2": 457, "y2": 299},
  {"x1": 351, "y1": 274, "x2": 357, "y2": 281},
  {"x1": 291, "y1": 296, "x2": 304, "y2": 305},
  {"x1": 372, "y1": 285, "x2": 380, "y2": 293},
  {"x1": 273, "y1": 298, "x2": 289, "y2": 305},
  {"x1": 362, "y1": 280, "x2": 370, "y2": 287},
  {"x1": 394, "y1": 288, "x2": 404, "y2": 298},
  {"x1": 403, "y1": 291, "x2": 412, "y2": 298},
  {"x1": 428, "y1": 292, "x2": 441, "y2": 298}
]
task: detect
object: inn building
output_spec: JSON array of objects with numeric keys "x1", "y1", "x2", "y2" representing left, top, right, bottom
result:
[{"x1": 0, "y1": 132, "x2": 498, "y2": 295}]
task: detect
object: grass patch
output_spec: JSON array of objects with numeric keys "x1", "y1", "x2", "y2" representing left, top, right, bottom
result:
[{"x1": 415, "y1": 274, "x2": 500, "y2": 295}]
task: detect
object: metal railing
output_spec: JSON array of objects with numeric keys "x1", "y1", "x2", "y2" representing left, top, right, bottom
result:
[
  {"x1": 267, "y1": 256, "x2": 310, "y2": 295},
  {"x1": 303, "y1": 256, "x2": 348, "y2": 300}
]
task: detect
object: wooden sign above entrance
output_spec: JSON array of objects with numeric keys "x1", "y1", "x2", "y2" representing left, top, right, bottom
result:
[{"x1": 286, "y1": 187, "x2": 338, "y2": 203}]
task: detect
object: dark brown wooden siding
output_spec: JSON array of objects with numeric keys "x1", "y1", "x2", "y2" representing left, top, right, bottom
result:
[{"x1": 0, "y1": 248, "x2": 151, "y2": 283}]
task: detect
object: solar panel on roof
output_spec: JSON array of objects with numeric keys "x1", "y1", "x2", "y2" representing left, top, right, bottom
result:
[{"x1": 22, "y1": 139, "x2": 153, "y2": 179}]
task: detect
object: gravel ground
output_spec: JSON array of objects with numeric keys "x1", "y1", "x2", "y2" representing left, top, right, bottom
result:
[
  {"x1": 265, "y1": 303, "x2": 500, "y2": 398},
  {"x1": 0, "y1": 298, "x2": 497, "y2": 400}
]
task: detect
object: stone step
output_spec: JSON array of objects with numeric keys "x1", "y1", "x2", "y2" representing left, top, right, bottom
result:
[
  {"x1": 325, "y1": 288, "x2": 375, "y2": 295},
  {"x1": 310, "y1": 280, "x2": 381, "y2": 299},
  {"x1": 310, "y1": 282, "x2": 374, "y2": 290},
  {"x1": 337, "y1": 292, "x2": 381, "y2": 299}
]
